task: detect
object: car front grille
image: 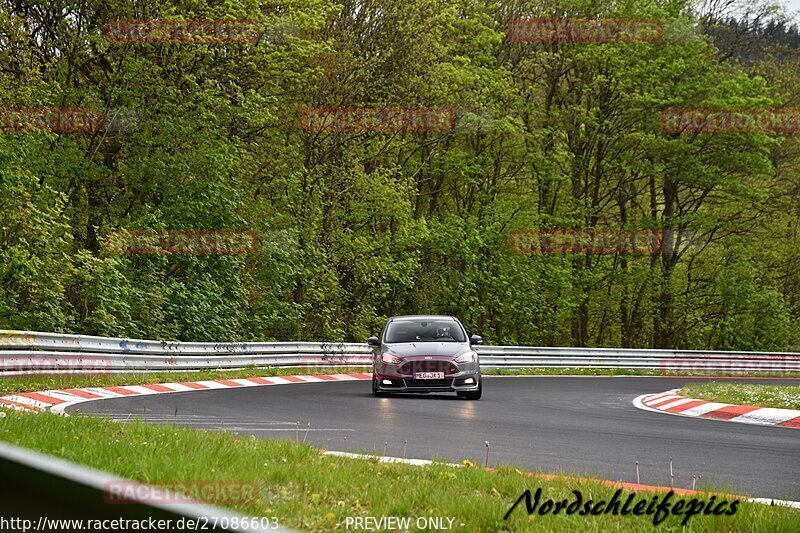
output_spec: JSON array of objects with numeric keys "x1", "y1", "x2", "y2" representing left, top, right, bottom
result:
[
  {"x1": 399, "y1": 360, "x2": 455, "y2": 374},
  {"x1": 404, "y1": 379, "x2": 453, "y2": 388}
]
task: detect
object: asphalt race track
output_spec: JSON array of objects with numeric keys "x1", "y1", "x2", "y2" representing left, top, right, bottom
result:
[{"x1": 68, "y1": 377, "x2": 800, "y2": 500}]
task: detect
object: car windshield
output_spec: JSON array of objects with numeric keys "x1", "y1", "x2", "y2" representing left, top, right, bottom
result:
[{"x1": 384, "y1": 320, "x2": 466, "y2": 343}]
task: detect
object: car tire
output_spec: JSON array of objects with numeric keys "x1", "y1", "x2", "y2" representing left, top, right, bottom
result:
[
  {"x1": 458, "y1": 380, "x2": 482, "y2": 400},
  {"x1": 372, "y1": 376, "x2": 389, "y2": 397}
]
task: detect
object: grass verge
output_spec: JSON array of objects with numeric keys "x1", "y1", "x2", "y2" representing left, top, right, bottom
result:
[
  {"x1": 679, "y1": 382, "x2": 800, "y2": 410},
  {"x1": 0, "y1": 411, "x2": 798, "y2": 531}
]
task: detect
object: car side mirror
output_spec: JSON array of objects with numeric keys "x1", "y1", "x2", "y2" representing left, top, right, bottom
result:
[
  {"x1": 470, "y1": 334, "x2": 483, "y2": 345},
  {"x1": 367, "y1": 336, "x2": 381, "y2": 347}
]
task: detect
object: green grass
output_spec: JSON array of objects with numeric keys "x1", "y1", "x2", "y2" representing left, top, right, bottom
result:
[
  {"x1": 680, "y1": 382, "x2": 800, "y2": 410},
  {"x1": 0, "y1": 366, "x2": 370, "y2": 396},
  {"x1": 0, "y1": 412, "x2": 798, "y2": 531}
]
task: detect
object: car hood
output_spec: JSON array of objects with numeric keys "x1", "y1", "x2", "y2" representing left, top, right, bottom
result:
[{"x1": 383, "y1": 342, "x2": 471, "y2": 358}]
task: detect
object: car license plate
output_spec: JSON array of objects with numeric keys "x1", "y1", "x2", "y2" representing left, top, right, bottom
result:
[{"x1": 413, "y1": 372, "x2": 444, "y2": 380}]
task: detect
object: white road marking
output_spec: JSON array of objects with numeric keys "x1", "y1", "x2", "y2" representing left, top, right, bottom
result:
[
  {"x1": 236, "y1": 428, "x2": 354, "y2": 432},
  {"x1": 645, "y1": 394, "x2": 680, "y2": 406},
  {"x1": 191, "y1": 381, "x2": 230, "y2": 389},
  {"x1": 643, "y1": 390, "x2": 680, "y2": 403},
  {"x1": 328, "y1": 374, "x2": 361, "y2": 381},
  {"x1": 3, "y1": 395, "x2": 51, "y2": 410},
  {"x1": 680, "y1": 402, "x2": 731, "y2": 416},
  {"x1": 111, "y1": 419, "x2": 298, "y2": 425},
  {"x1": 227, "y1": 378, "x2": 263, "y2": 387},
  {"x1": 729, "y1": 408, "x2": 800, "y2": 426},
  {"x1": 263, "y1": 377, "x2": 293, "y2": 385},
  {"x1": 157, "y1": 383, "x2": 201, "y2": 392},
  {"x1": 294, "y1": 375, "x2": 325, "y2": 383},
  {"x1": 39, "y1": 390, "x2": 87, "y2": 402},
  {"x1": 321, "y1": 450, "x2": 461, "y2": 467},
  {"x1": 81, "y1": 388, "x2": 123, "y2": 398},
  {"x1": 746, "y1": 497, "x2": 800, "y2": 509},
  {"x1": 120, "y1": 385, "x2": 161, "y2": 396},
  {"x1": 655, "y1": 398, "x2": 696, "y2": 410}
]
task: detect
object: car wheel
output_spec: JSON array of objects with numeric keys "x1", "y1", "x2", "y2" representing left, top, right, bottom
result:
[
  {"x1": 372, "y1": 376, "x2": 389, "y2": 397},
  {"x1": 458, "y1": 380, "x2": 482, "y2": 400}
]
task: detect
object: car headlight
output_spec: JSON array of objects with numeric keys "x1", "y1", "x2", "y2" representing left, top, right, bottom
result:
[
  {"x1": 455, "y1": 351, "x2": 478, "y2": 364},
  {"x1": 381, "y1": 353, "x2": 402, "y2": 364}
]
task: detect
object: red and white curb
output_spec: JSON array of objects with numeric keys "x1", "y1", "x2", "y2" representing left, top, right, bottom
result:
[
  {"x1": 0, "y1": 373, "x2": 373, "y2": 415},
  {"x1": 633, "y1": 389, "x2": 800, "y2": 429}
]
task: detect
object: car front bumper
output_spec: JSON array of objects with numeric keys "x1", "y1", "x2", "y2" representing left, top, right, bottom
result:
[{"x1": 374, "y1": 361, "x2": 481, "y2": 393}]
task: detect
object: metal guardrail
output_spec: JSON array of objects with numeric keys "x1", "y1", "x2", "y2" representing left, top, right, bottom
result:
[
  {"x1": 0, "y1": 330, "x2": 367, "y2": 355},
  {"x1": 1, "y1": 330, "x2": 799, "y2": 374},
  {"x1": 0, "y1": 441, "x2": 291, "y2": 531}
]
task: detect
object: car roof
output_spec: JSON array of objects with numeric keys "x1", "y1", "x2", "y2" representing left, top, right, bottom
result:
[{"x1": 389, "y1": 315, "x2": 457, "y2": 322}]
